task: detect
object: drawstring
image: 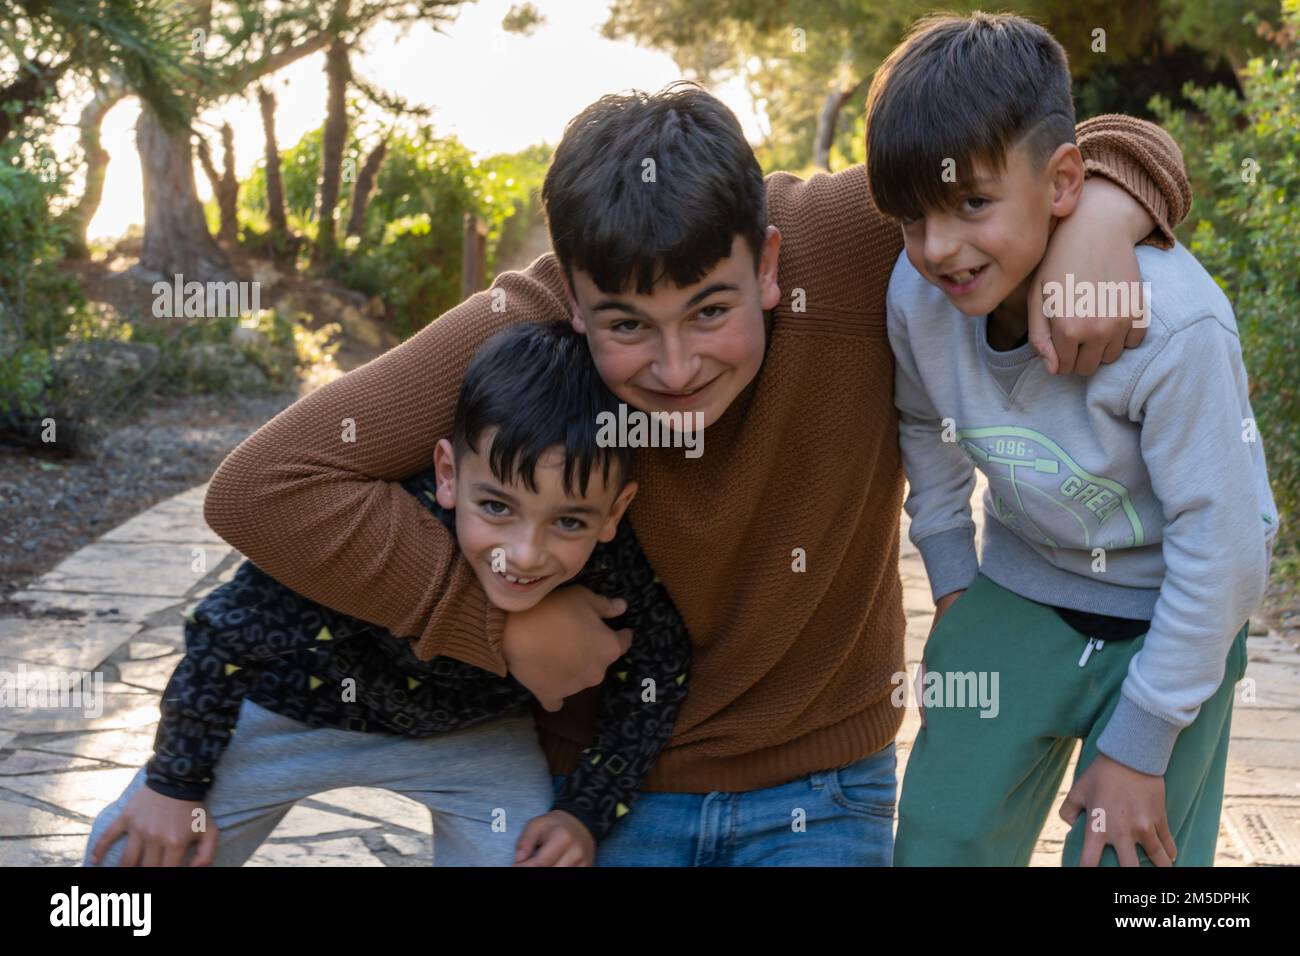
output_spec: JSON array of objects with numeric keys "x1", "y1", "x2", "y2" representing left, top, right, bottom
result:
[{"x1": 1077, "y1": 637, "x2": 1106, "y2": 667}]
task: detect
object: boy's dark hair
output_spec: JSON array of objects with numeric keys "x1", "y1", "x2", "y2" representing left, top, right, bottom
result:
[
  {"x1": 453, "y1": 321, "x2": 633, "y2": 499},
  {"x1": 542, "y1": 81, "x2": 766, "y2": 295},
  {"x1": 865, "y1": 12, "x2": 1076, "y2": 221}
]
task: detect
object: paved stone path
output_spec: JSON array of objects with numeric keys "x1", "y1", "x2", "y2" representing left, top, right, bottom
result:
[{"x1": 1, "y1": 477, "x2": 1296, "y2": 865}]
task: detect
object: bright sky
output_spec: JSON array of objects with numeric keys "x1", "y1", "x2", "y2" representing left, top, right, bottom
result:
[{"x1": 84, "y1": 0, "x2": 763, "y2": 241}]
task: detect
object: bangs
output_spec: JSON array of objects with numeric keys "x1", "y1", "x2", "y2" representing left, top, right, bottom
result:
[
  {"x1": 473, "y1": 423, "x2": 622, "y2": 501},
  {"x1": 866, "y1": 106, "x2": 1009, "y2": 221}
]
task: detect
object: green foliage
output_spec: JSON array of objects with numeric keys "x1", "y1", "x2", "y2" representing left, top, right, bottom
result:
[
  {"x1": 604, "y1": 0, "x2": 1280, "y2": 172},
  {"x1": 239, "y1": 125, "x2": 550, "y2": 337},
  {"x1": 1150, "y1": 1, "x2": 1300, "y2": 554},
  {"x1": 0, "y1": 154, "x2": 86, "y2": 423}
]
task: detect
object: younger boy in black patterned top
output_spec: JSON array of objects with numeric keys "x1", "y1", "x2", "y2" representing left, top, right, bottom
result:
[{"x1": 85, "y1": 321, "x2": 691, "y2": 867}]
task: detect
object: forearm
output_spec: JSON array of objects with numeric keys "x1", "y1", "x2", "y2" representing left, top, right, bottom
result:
[
  {"x1": 888, "y1": 299, "x2": 979, "y2": 599},
  {"x1": 203, "y1": 257, "x2": 572, "y2": 671}
]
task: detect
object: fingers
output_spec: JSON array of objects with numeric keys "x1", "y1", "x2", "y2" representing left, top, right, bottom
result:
[
  {"x1": 594, "y1": 594, "x2": 628, "y2": 620},
  {"x1": 1078, "y1": 829, "x2": 1105, "y2": 868},
  {"x1": 119, "y1": 832, "x2": 143, "y2": 868},
  {"x1": 1157, "y1": 817, "x2": 1179, "y2": 865},
  {"x1": 1028, "y1": 325, "x2": 1060, "y2": 376},
  {"x1": 91, "y1": 815, "x2": 127, "y2": 865},
  {"x1": 555, "y1": 845, "x2": 589, "y2": 867},
  {"x1": 515, "y1": 828, "x2": 568, "y2": 867},
  {"x1": 1073, "y1": 340, "x2": 1105, "y2": 377},
  {"x1": 1124, "y1": 321, "x2": 1148, "y2": 350},
  {"x1": 614, "y1": 627, "x2": 633, "y2": 656},
  {"x1": 1058, "y1": 788, "x2": 1084, "y2": 826},
  {"x1": 1051, "y1": 329, "x2": 1080, "y2": 376},
  {"x1": 161, "y1": 836, "x2": 191, "y2": 868},
  {"x1": 1026, "y1": 286, "x2": 1060, "y2": 375},
  {"x1": 1116, "y1": 841, "x2": 1142, "y2": 868},
  {"x1": 189, "y1": 825, "x2": 220, "y2": 867},
  {"x1": 536, "y1": 694, "x2": 563, "y2": 713},
  {"x1": 1141, "y1": 828, "x2": 1174, "y2": 868},
  {"x1": 514, "y1": 817, "x2": 547, "y2": 865},
  {"x1": 1099, "y1": 332, "x2": 1126, "y2": 366}
]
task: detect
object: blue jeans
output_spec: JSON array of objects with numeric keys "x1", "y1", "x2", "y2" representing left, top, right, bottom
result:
[{"x1": 554, "y1": 741, "x2": 897, "y2": 866}]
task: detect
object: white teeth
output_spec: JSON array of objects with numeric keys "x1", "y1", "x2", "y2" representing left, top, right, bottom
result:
[{"x1": 502, "y1": 572, "x2": 539, "y2": 584}]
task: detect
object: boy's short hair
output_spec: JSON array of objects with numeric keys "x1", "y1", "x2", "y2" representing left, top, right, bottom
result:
[
  {"x1": 542, "y1": 81, "x2": 766, "y2": 295},
  {"x1": 453, "y1": 321, "x2": 633, "y2": 499},
  {"x1": 865, "y1": 12, "x2": 1076, "y2": 221}
]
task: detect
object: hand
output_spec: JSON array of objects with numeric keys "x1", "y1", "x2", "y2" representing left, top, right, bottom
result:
[
  {"x1": 514, "y1": 810, "x2": 596, "y2": 866},
  {"x1": 1059, "y1": 752, "x2": 1177, "y2": 867},
  {"x1": 503, "y1": 586, "x2": 632, "y2": 712},
  {"x1": 918, "y1": 589, "x2": 965, "y2": 728},
  {"x1": 90, "y1": 786, "x2": 220, "y2": 867},
  {"x1": 1028, "y1": 177, "x2": 1154, "y2": 376}
]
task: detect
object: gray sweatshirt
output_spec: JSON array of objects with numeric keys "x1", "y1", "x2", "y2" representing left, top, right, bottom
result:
[{"x1": 886, "y1": 243, "x2": 1278, "y2": 775}]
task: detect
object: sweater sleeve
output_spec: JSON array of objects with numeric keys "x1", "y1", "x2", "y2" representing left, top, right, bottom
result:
[
  {"x1": 1095, "y1": 317, "x2": 1272, "y2": 775},
  {"x1": 1076, "y1": 115, "x2": 1192, "y2": 251},
  {"x1": 202, "y1": 255, "x2": 572, "y2": 673},
  {"x1": 886, "y1": 270, "x2": 980, "y2": 602}
]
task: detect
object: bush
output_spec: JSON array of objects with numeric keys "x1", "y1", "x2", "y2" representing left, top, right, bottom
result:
[
  {"x1": 239, "y1": 126, "x2": 550, "y2": 338},
  {"x1": 1151, "y1": 3, "x2": 1300, "y2": 557},
  {"x1": 0, "y1": 152, "x2": 97, "y2": 450}
]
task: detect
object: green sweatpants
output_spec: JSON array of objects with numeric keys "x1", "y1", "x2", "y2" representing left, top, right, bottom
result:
[{"x1": 894, "y1": 573, "x2": 1248, "y2": 867}]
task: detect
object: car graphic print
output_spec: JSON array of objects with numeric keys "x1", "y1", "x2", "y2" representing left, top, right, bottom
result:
[{"x1": 957, "y1": 425, "x2": 1146, "y2": 551}]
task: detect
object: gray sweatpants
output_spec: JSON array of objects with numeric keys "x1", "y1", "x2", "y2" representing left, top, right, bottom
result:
[{"x1": 84, "y1": 697, "x2": 554, "y2": 867}]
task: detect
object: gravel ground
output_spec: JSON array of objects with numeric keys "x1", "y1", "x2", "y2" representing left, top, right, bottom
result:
[{"x1": 0, "y1": 389, "x2": 298, "y2": 607}]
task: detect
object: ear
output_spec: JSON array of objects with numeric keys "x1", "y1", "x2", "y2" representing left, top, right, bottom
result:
[
  {"x1": 1048, "y1": 143, "x2": 1086, "y2": 219},
  {"x1": 757, "y1": 225, "x2": 782, "y2": 311},
  {"x1": 433, "y1": 438, "x2": 458, "y2": 509},
  {"x1": 561, "y1": 270, "x2": 588, "y2": 335},
  {"x1": 596, "y1": 479, "x2": 638, "y2": 543}
]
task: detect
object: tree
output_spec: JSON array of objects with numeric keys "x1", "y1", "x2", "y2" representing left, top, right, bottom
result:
[{"x1": 0, "y1": 1, "x2": 191, "y2": 150}]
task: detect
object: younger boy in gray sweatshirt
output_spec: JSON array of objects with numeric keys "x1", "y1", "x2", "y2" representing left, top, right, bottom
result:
[{"x1": 866, "y1": 12, "x2": 1278, "y2": 866}]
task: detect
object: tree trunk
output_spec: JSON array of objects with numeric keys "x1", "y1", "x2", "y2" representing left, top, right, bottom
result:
[
  {"x1": 216, "y1": 123, "x2": 239, "y2": 242},
  {"x1": 345, "y1": 136, "x2": 388, "y2": 238},
  {"x1": 312, "y1": 39, "x2": 351, "y2": 268},
  {"x1": 61, "y1": 83, "x2": 126, "y2": 257},
  {"x1": 257, "y1": 84, "x2": 290, "y2": 242},
  {"x1": 813, "y1": 79, "x2": 864, "y2": 172},
  {"x1": 132, "y1": 105, "x2": 232, "y2": 284}
]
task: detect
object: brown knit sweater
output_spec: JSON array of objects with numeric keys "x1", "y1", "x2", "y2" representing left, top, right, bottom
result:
[{"x1": 204, "y1": 115, "x2": 1189, "y2": 793}]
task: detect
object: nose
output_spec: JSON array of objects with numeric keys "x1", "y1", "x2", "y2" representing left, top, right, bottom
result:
[
  {"x1": 652, "y1": 331, "x2": 701, "y2": 393},
  {"x1": 923, "y1": 217, "x2": 962, "y2": 272},
  {"x1": 506, "y1": 527, "x2": 547, "y2": 573}
]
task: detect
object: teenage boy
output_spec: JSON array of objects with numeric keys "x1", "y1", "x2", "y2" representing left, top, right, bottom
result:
[
  {"x1": 201, "y1": 80, "x2": 1194, "y2": 865},
  {"x1": 866, "y1": 12, "x2": 1277, "y2": 866},
  {"x1": 85, "y1": 322, "x2": 691, "y2": 867}
]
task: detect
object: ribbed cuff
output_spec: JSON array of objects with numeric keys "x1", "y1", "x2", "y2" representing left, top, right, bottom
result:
[
  {"x1": 1083, "y1": 154, "x2": 1172, "y2": 250},
  {"x1": 915, "y1": 526, "x2": 979, "y2": 602},
  {"x1": 1096, "y1": 694, "x2": 1183, "y2": 775},
  {"x1": 412, "y1": 576, "x2": 509, "y2": 675},
  {"x1": 145, "y1": 764, "x2": 210, "y2": 803}
]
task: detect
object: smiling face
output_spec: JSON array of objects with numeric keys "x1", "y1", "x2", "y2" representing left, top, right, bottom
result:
[
  {"x1": 900, "y1": 140, "x2": 1084, "y2": 328},
  {"x1": 565, "y1": 229, "x2": 781, "y2": 431},
  {"x1": 432, "y1": 432, "x2": 636, "y2": 613}
]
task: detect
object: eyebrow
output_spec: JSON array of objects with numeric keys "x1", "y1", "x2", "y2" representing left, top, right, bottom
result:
[
  {"x1": 471, "y1": 481, "x2": 605, "y2": 517},
  {"x1": 591, "y1": 282, "x2": 740, "y2": 317}
]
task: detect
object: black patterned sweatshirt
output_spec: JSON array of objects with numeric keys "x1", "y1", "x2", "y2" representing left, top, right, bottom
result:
[{"x1": 146, "y1": 470, "x2": 692, "y2": 842}]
